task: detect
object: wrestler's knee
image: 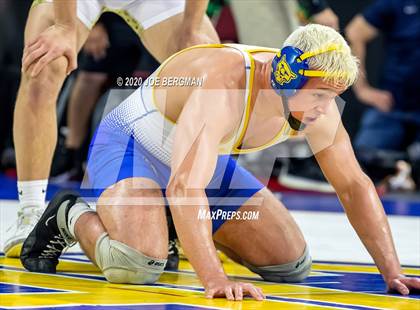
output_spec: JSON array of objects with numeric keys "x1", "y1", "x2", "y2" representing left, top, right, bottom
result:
[
  {"x1": 95, "y1": 233, "x2": 166, "y2": 284},
  {"x1": 245, "y1": 246, "x2": 312, "y2": 283},
  {"x1": 22, "y1": 56, "x2": 68, "y2": 103}
]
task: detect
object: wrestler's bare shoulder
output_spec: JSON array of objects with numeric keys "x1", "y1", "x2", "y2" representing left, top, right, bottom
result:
[{"x1": 161, "y1": 46, "x2": 247, "y2": 90}]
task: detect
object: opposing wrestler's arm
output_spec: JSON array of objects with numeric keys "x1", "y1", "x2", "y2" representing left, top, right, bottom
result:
[
  {"x1": 306, "y1": 105, "x2": 420, "y2": 295},
  {"x1": 177, "y1": 0, "x2": 220, "y2": 50},
  {"x1": 23, "y1": 0, "x2": 78, "y2": 76},
  {"x1": 53, "y1": 0, "x2": 77, "y2": 29},
  {"x1": 183, "y1": 0, "x2": 209, "y2": 31},
  {"x1": 167, "y1": 88, "x2": 263, "y2": 301}
]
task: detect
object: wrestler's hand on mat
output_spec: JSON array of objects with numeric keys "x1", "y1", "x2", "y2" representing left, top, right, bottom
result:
[
  {"x1": 205, "y1": 278, "x2": 265, "y2": 301},
  {"x1": 312, "y1": 8, "x2": 339, "y2": 31},
  {"x1": 354, "y1": 86, "x2": 393, "y2": 112},
  {"x1": 386, "y1": 275, "x2": 420, "y2": 295},
  {"x1": 22, "y1": 24, "x2": 77, "y2": 77},
  {"x1": 83, "y1": 23, "x2": 110, "y2": 61}
]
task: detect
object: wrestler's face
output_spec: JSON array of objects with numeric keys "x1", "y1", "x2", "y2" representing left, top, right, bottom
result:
[{"x1": 287, "y1": 78, "x2": 346, "y2": 125}]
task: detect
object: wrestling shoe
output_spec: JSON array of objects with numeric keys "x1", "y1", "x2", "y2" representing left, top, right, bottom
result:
[
  {"x1": 165, "y1": 239, "x2": 179, "y2": 271},
  {"x1": 4, "y1": 206, "x2": 43, "y2": 258},
  {"x1": 20, "y1": 190, "x2": 80, "y2": 273},
  {"x1": 165, "y1": 208, "x2": 179, "y2": 271}
]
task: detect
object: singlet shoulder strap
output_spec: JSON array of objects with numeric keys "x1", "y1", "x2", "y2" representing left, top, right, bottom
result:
[{"x1": 220, "y1": 44, "x2": 256, "y2": 152}]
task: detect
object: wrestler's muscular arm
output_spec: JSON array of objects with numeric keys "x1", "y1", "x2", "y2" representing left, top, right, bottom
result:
[
  {"x1": 306, "y1": 106, "x2": 420, "y2": 295},
  {"x1": 23, "y1": 0, "x2": 78, "y2": 77},
  {"x1": 167, "y1": 88, "x2": 263, "y2": 301}
]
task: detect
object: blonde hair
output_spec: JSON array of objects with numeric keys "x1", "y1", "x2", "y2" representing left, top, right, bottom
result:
[{"x1": 283, "y1": 24, "x2": 359, "y2": 87}]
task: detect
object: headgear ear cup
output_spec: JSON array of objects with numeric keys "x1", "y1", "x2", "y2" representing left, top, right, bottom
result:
[
  {"x1": 270, "y1": 46, "x2": 310, "y2": 131},
  {"x1": 270, "y1": 46, "x2": 310, "y2": 97}
]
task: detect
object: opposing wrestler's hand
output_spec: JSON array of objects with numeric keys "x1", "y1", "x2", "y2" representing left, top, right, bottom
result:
[
  {"x1": 83, "y1": 22, "x2": 110, "y2": 61},
  {"x1": 386, "y1": 275, "x2": 420, "y2": 295},
  {"x1": 205, "y1": 277, "x2": 265, "y2": 301},
  {"x1": 22, "y1": 24, "x2": 77, "y2": 77},
  {"x1": 354, "y1": 85, "x2": 394, "y2": 112}
]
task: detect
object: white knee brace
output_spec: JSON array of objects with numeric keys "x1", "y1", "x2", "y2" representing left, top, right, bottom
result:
[
  {"x1": 244, "y1": 246, "x2": 312, "y2": 283},
  {"x1": 95, "y1": 233, "x2": 167, "y2": 284}
]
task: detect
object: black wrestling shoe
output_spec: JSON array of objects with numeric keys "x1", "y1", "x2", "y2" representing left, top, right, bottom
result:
[
  {"x1": 20, "y1": 190, "x2": 80, "y2": 273},
  {"x1": 165, "y1": 239, "x2": 179, "y2": 271},
  {"x1": 164, "y1": 209, "x2": 179, "y2": 271}
]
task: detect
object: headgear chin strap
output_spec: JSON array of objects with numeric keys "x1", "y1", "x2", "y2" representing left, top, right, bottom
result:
[
  {"x1": 281, "y1": 94, "x2": 306, "y2": 131},
  {"x1": 270, "y1": 44, "x2": 341, "y2": 130}
]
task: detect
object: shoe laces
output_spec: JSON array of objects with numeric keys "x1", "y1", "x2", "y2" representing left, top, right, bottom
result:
[
  {"x1": 39, "y1": 234, "x2": 73, "y2": 259},
  {"x1": 168, "y1": 239, "x2": 178, "y2": 256}
]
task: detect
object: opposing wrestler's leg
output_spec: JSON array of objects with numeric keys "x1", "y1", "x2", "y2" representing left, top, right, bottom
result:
[
  {"x1": 213, "y1": 187, "x2": 311, "y2": 283},
  {"x1": 5, "y1": 3, "x2": 90, "y2": 257},
  {"x1": 21, "y1": 178, "x2": 168, "y2": 284},
  {"x1": 14, "y1": 3, "x2": 90, "y2": 181},
  {"x1": 66, "y1": 72, "x2": 108, "y2": 149}
]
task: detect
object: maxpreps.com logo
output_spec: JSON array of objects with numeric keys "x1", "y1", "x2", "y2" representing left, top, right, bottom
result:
[{"x1": 274, "y1": 54, "x2": 297, "y2": 86}]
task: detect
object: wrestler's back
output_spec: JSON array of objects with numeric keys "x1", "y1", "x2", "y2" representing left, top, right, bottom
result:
[{"x1": 153, "y1": 46, "x2": 248, "y2": 126}]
